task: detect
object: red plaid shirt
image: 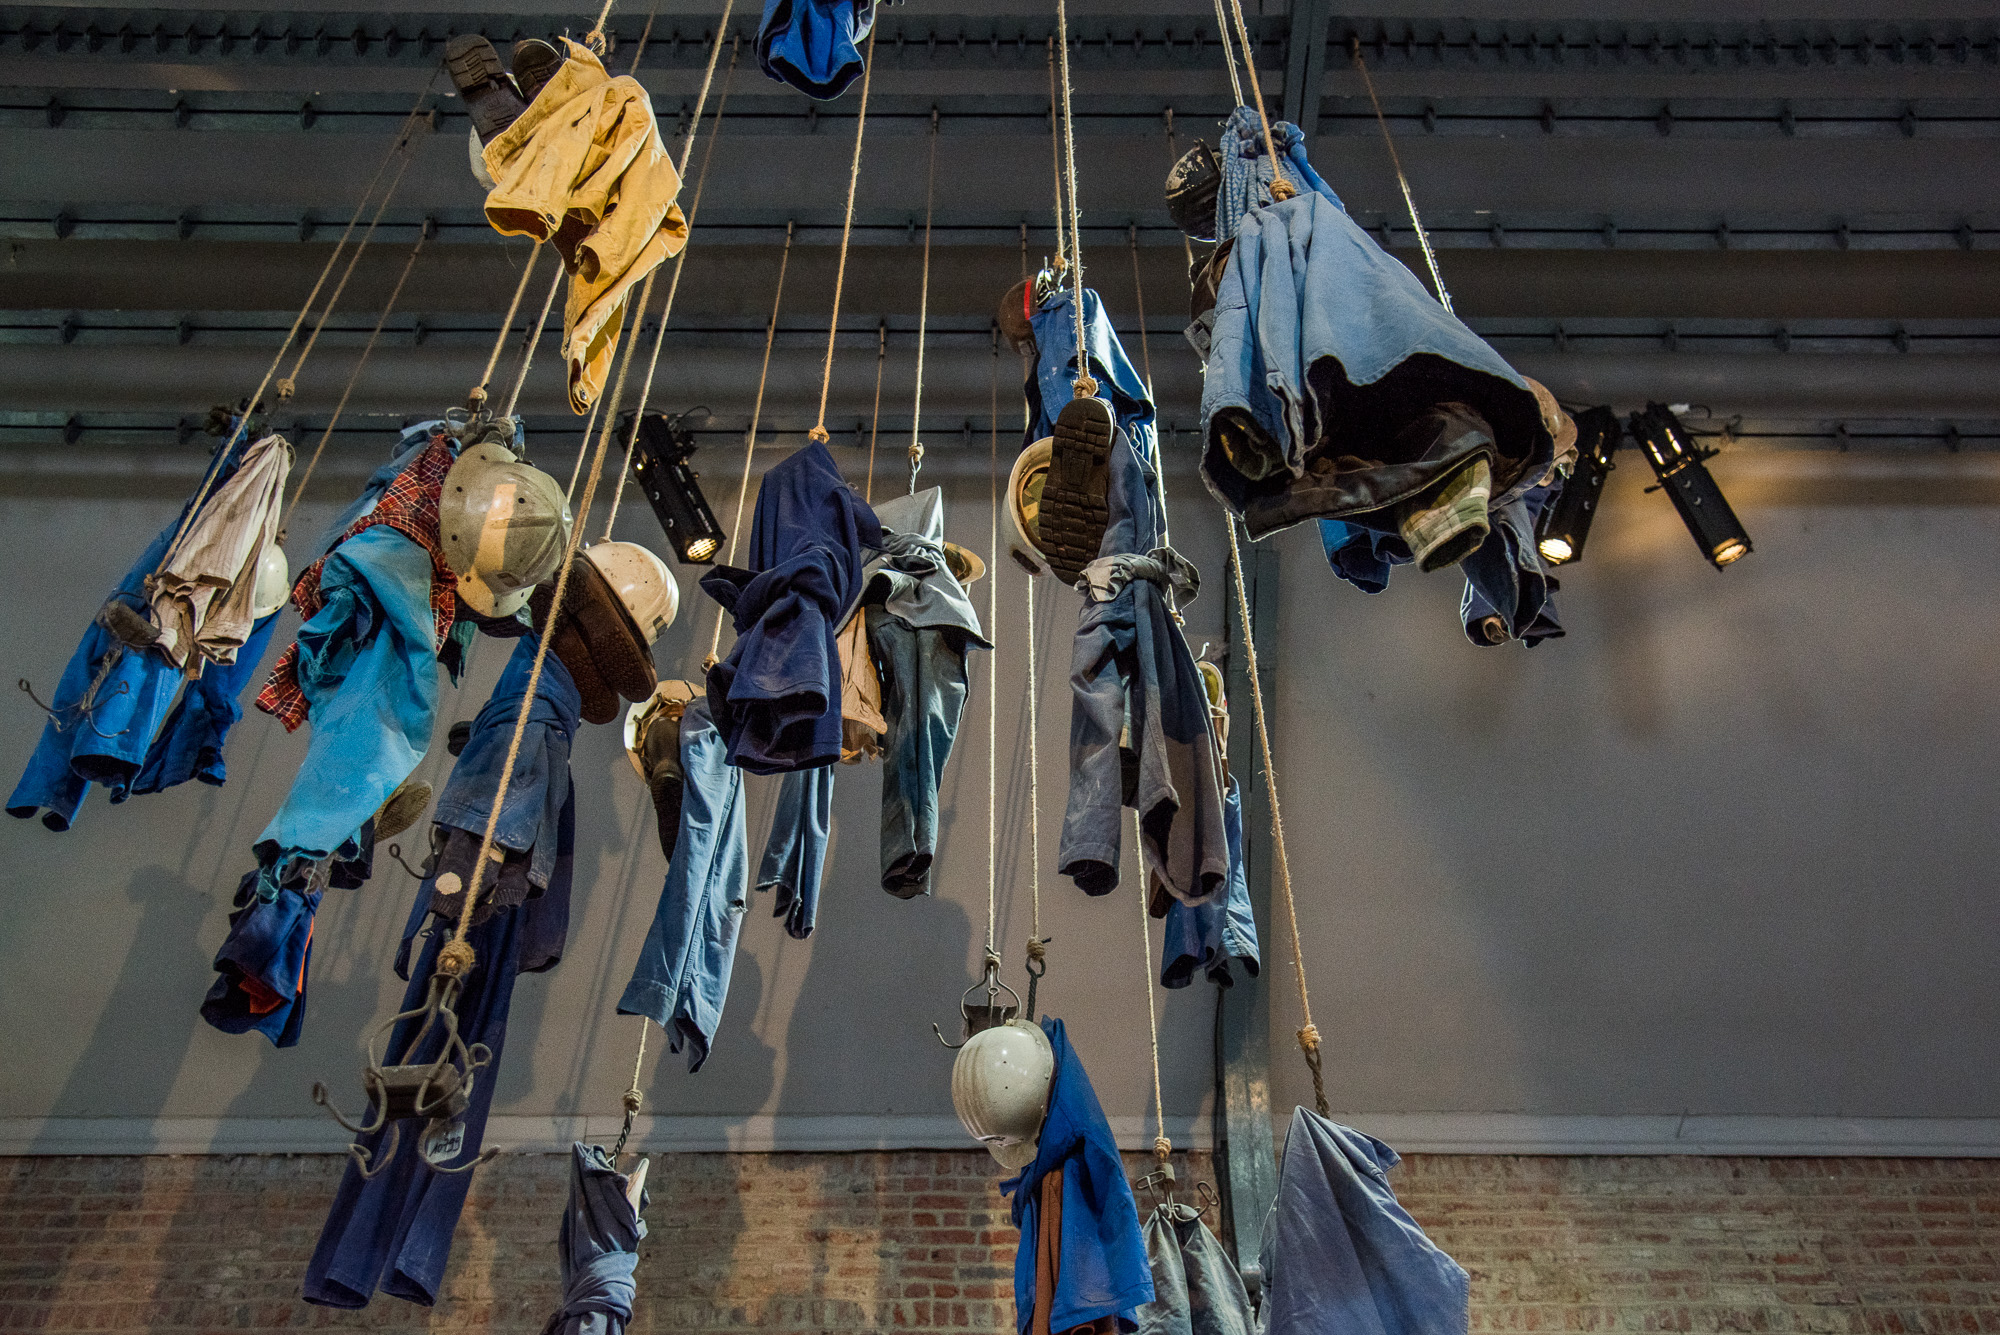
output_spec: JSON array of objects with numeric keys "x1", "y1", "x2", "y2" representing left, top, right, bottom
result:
[{"x1": 256, "y1": 433, "x2": 460, "y2": 732}]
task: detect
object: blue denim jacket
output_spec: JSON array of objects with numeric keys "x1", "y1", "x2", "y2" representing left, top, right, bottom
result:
[
  {"x1": 433, "y1": 635, "x2": 581, "y2": 890},
  {"x1": 756, "y1": 0, "x2": 877, "y2": 100},
  {"x1": 255, "y1": 524, "x2": 443, "y2": 872},
  {"x1": 1002, "y1": 1018, "x2": 1155, "y2": 1333},
  {"x1": 1199, "y1": 190, "x2": 1550, "y2": 540},
  {"x1": 1258, "y1": 1109, "x2": 1468, "y2": 1335}
]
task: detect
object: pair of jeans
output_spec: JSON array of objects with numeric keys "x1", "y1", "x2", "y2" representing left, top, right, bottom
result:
[
  {"x1": 1160, "y1": 776, "x2": 1261, "y2": 988},
  {"x1": 1459, "y1": 489, "x2": 1563, "y2": 647},
  {"x1": 617, "y1": 698, "x2": 748, "y2": 1072},
  {"x1": 869, "y1": 607, "x2": 971, "y2": 898},
  {"x1": 1136, "y1": 1203, "x2": 1255, "y2": 1335},
  {"x1": 1257, "y1": 1109, "x2": 1469, "y2": 1335},
  {"x1": 129, "y1": 610, "x2": 281, "y2": 795},
  {"x1": 1198, "y1": 190, "x2": 1550, "y2": 540},
  {"x1": 757, "y1": 765, "x2": 831, "y2": 938}
]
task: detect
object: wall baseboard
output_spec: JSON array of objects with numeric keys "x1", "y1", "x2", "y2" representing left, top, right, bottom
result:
[{"x1": 5, "y1": 1113, "x2": 1998, "y2": 1158}]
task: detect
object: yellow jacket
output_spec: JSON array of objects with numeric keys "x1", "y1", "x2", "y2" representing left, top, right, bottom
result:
[{"x1": 482, "y1": 40, "x2": 689, "y2": 414}]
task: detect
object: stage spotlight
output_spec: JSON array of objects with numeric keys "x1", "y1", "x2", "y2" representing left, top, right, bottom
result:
[
  {"x1": 1535, "y1": 406, "x2": 1621, "y2": 566},
  {"x1": 623, "y1": 407, "x2": 725, "y2": 564},
  {"x1": 1629, "y1": 402, "x2": 1752, "y2": 569}
]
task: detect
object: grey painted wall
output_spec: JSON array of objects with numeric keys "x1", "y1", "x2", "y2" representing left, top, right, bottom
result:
[{"x1": 3, "y1": 445, "x2": 1997, "y2": 1140}]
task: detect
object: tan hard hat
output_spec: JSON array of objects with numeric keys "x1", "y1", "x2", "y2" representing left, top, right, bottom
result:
[
  {"x1": 439, "y1": 442, "x2": 572, "y2": 618},
  {"x1": 1006, "y1": 438, "x2": 1054, "y2": 575},
  {"x1": 584, "y1": 541, "x2": 680, "y2": 645}
]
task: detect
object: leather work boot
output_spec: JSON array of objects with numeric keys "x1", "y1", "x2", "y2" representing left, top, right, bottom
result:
[
  {"x1": 511, "y1": 39, "x2": 564, "y2": 106},
  {"x1": 1036, "y1": 394, "x2": 1116, "y2": 585},
  {"x1": 445, "y1": 34, "x2": 528, "y2": 144}
]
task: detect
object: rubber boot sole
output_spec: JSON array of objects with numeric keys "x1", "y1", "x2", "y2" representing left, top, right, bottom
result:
[
  {"x1": 1038, "y1": 395, "x2": 1115, "y2": 584},
  {"x1": 444, "y1": 34, "x2": 527, "y2": 144}
]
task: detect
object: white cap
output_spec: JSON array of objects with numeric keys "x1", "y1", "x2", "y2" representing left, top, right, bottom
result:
[{"x1": 950, "y1": 1019, "x2": 1054, "y2": 1170}]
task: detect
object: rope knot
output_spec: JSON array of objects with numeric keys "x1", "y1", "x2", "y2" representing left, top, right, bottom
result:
[
  {"x1": 622, "y1": 1088, "x2": 644, "y2": 1115},
  {"x1": 1024, "y1": 936, "x2": 1047, "y2": 963},
  {"x1": 807, "y1": 424, "x2": 831, "y2": 444},
  {"x1": 1269, "y1": 178, "x2": 1298, "y2": 202},
  {"x1": 1071, "y1": 376, "x2": 1099, "y2": 400},
  {"x1": 1152, "y1": 1135, "x2": 1172, "y2": 1163},
  {"x1": 274, "y1": 377, "x2": 297, "y2": 402},
  {"x1": 435, "y1": 939, "x2": 476, "y2": 978},
  {"x1": 1298, "y1": 1022, "x2": 1321, "y2": 1053}
]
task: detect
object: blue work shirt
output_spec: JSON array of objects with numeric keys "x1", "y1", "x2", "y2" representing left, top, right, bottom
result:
[
  {"x1": 1002, "y1": 1018, "x2": 1155, "y2": 1334},
  {"x1": 131, "y1": 610, "x2": 282, "y2": 795},
  {"x1": 756, "y1": 0, "x2": 878, "y2": 100},
  {"x1": 702, "y1": 439, "x2": 883, "y2": 774},
  {"x1": 1258, "y1": 1109, "x2": 1469, "y2": 1335}
]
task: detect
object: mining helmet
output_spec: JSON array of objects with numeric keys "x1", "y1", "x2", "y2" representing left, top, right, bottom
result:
[
  {"x1": 249, "y1": 544, "x2": 292, "y2": 619},
  {"x1": 583, "y1": 541, "x2": 680, "y2": 645},
  {"x1": 439, "y1": 441, "x2": 572, "y2": 618},
  {"x1": 1165, "y1": 139, "x2": 1222, "y2": 243},
  {"x1": 950, "y1": 1019, "x2": 1055, "y2": 1171},
  {"x1": 1006, "y1": 437, "x2": 1054, "y2": 574}
]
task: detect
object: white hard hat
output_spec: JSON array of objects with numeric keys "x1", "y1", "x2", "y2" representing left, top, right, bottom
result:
[
  {"x1": 468, "y1": 124, "x2": 498, "y2": 191},
  {"x1": 439, "y1": 441, "x2": 572, "y2": 618},
  {"x1": 583, "y1": 541, "x2": 679, "y2": 645},
  {"x1": 950, "y1": 1019, "x2": 1054, "y2": 1170},
  {"x1": 249, "y1": 544, "x2": 291, "y2": 619},
  {"x1": 1007, "y1": 438, "x2": 1054, "y2": 574}
]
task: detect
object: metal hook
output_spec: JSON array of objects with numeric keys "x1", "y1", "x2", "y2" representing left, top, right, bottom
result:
[
  {"x1": 933, "y1": 954, "x2": 1022, "y2": 1048},
  {"x1": 385, "y1": 842, "x2": 427, "y2": 880}
]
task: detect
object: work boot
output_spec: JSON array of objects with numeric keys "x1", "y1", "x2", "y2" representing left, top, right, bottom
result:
[
  {"x1": 445, "y1": 34, "x2": 528, "y2": 144},
  {"x1": 95, "y1": 598, "x2": 161, "y2": 651},
  {"x1": 1037, "y1": 394, "x2": 1116, "y2": 585},
  {"x1": 372, "y1": 773, "x2": 433, "y2": 841},
  {"x1": 511, "y1": 38, "x2": 564, "y2": 106}
]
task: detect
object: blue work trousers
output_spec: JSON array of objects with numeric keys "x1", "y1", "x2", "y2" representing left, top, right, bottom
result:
[{"x1": 869, "y1": 608, "x2": 970, "y2": 899}]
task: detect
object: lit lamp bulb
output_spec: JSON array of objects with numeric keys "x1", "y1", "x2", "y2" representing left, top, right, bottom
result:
[
  {"x1": 1537, "y1": 535, "x2": 1574, "y2": 564},
  {"x1": 1628, "y1": 403, "x2": 1754, "y2": 571},
  {"x1": 1533, "y1": 406, "x2": 1621, "y2": 568}
]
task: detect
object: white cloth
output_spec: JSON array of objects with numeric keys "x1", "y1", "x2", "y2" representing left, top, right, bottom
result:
[{"x1": 148, "y1": 433, "x2": 292, "y2": 674}]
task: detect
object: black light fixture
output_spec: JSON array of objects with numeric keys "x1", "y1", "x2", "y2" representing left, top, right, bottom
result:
[
  {"x1": 622, "y1": 407, "x2": 724, "y2": 564},
  {"x1": 1535, "y1": 405, "x2": 1621, "y2": 567},
  {"x1": 1628, "y1": 402, "x2": 1752, "y2": 569}
]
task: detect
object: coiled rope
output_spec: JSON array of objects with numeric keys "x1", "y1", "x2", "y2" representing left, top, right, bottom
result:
[{"x1": 806, "y1": 24, "x2": 879, "y2": 444}]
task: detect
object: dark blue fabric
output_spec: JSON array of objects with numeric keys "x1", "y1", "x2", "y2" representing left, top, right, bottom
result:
[
  {"x1": 8, "y1": 427, "x2": 264, "y2": 829},
  {"x1": 1025, "y1": 288, "x2": 1156, "y2": 466},
  {"x1": 755, "y1": 0, "x2": 878, "y2": 100},
  {"x1": 618, "y1": 699, "x2": 748, "y2": 1071},
  {"x1": 1160, "y1": 776, "x2": 1260, "y2": 989},
  {"x1": 130, "y1": 610, "x2": 281, "y2": 795},
  {"x1": 1001, "y1": 1018, "x2": 1153, "y2": 1334},
  {"x1": 542, "y1": 1143, "x2": 647, "y2": 1335},
  {"x1": 433, "y1": 635, "x2": 582, "y2": 890},
  {"x1": 1459, "y1": 486, "x2": 1563, "y2": 647},
  {"x1": 303, "y1": 897, "x2": 542, "y2": 1308},
  {"x1": 869, "y1": 608, "x2": 971, "y2": 899},
  {"x1": 198, "y1": 868, "x2": 322, "y2": 1047},
  {"x1": 701, "y1": 439, "x2": 883, "y2": 774},
  {"x1": 756, "y1": 764, "x2": 831, "y2": 939},
  {"x1": 1257, "y1": 1109, "x2": 1469, "y2": 1335},
  {"x1": 1060, "y1": 433, "x2": 1228, "y2": 906},
  {"x1": 1316, "y1": 521, "x2": 1409, "y2": 597},
  {"x1": 257, "y1": 525, "x2": 443, "y2": 873}
]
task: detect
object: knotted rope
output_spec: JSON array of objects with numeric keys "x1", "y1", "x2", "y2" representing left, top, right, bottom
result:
[
  {"x1": 806, "y1": 25, "x2": 879, "y2": 444},
  {"x1": 1222, "y1": 0, "x2": 1295, "y2": 204},
  {"x1": 1050, "y1": 4, "x2": 1096, "y2": 398},
  {"x1": 908, "y1": 107, "x2": 940, "y2": 495}
]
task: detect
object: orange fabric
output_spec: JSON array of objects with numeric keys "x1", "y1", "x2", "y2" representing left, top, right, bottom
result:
[{"x1": 481, "y1": 40, "x2": 690, "y2": 413}]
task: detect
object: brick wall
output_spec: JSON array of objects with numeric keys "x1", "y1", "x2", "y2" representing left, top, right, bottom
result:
[{"x1": 3, "y1": 1151, "x2": 1997, "y2": 1333}]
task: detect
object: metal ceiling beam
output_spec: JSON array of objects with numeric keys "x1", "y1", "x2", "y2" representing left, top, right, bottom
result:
[{"x1": 1282, "y1": 0, "x2": 1333, "y2": 131}]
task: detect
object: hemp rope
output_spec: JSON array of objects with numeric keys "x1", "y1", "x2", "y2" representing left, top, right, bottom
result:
[
  {"x1": 602, "y1": 22, "x2": 741, "y2": 539},
  {"x1": 806, "y1": 24, "x2": 879, "y2": 444},
  {"x1": 1044, "y1": 40, "x2": 1067, "y2": 270},
  {"x1": 1050, "y1": 5, "x2": 1095, "y2": 396},
  {"x1": 625, "y1": 0, "x2": 659, "y2": 75},
  {"x1": 1349, "y1": 37, "x2": 1452, "y2": 313},
  {"x1": 439, "y1": 259, "x2": 651, "y2": 977},
  {"x1": 280, "y1": 146, "x2": 426, "y2": 402},
  {"x1": 705, "y1": 221, "x2": 796, "y2": 668},
  {"x1": 984, "y1": 329, "x2": 999, "y2": 963},
  {"x1": 503, "y1": 263, "x2": 566, "y2": 419},
  {"x1": 277, "y1": 228, "x2": 430, "y2": 541},
  {"x1": 566, "y1": 396, "x2": 604, "y2": 505},
  {"x1": 475, "y1": 244, "x2": 544, "y2": 399},
  {"x1": 865, "y1": 320, "x2": 886, "y2": 502},
  {"x1": 1127, "y1": 223, "x2": 1153, "y2": 397},
  {"x1": 583, "y1": 0, "x2": 619, "y2": 54},
  {"x1": 1135, "y1": 809, "x2": 1171, "y2": 1162},
  {"x1": 908, "y1": 108, "x2": 940, "y2": 495},
  {"x1": 1222, "y1": 0, "x2": 1297, "y2": 204},
  {"x1": 1223, "y1": 514, "x2": 1327, "y2": 1116},
  {"x1": 172, "y1": 80, "x2": 437, "y2": 561},
  {"x1": 1206, "y1": 0, "x2": 1246, "y2": 108},
  {"x1": 1024, "y1": 561, "x2": 1045, "y2": 972}
]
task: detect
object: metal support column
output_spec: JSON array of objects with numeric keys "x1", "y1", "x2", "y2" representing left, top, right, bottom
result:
[
  {"x1": 1215, "y1": 526, "x2": 1281, "y2": 1290},
  {"x1": 1282, "y1": 0, "x2": 1333, "y2": 134}
]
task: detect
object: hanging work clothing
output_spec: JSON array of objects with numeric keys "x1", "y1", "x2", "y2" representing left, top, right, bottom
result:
[
  {"x1": 1197, "y1": 111, "x2": 1550, "y2": 542},
  {"x1": 303, "y1": 874, "x2": 571, "y2": 1308},
  {"x1": 862, "y1": 488, "x2": 990, "y2": 648},
  {"x1": 1212, "y1": 107, "x2": 1335, "y2": 249},
  {"x1": 1459, "y1": 488, "x2": 1562, "y2": 648},
  {"x1": 837, "y1": 610, "x2": 887, "y2": 759},
  {"x1": 1257, "y1": 1109, "x2": 1469, "y2": 1335},
  {"x1": 1060, "y1": 433, "x2": 1229, "y2": 908},
  {"x1": 254, "y1": 433, "x2": 459, "y2": 873},
  {"x1": 311, "y1": 420, "x2": 449, "y2": 562},
  {"x1": 146, "y1": 431, "x2": 291, "y2": 674},
  {"x1": 8, "y1": 423, "x2": 272, "y2": 829},
  {"x1": 1134, "y1": 1202, "x2": 1255, "y2": 1335},
  {"x1": 868, "y1": 607, "x2": 970, "y2": 899},
  {"x1": 199, "y1": 865, "x2": 325, "y2": 1047},
  {"x1": 481, "y1": 41, "x2": 689, "y2": 414},
  {"x1": 542, "y1": 1143, "x2": 648, "y2": 1335},
  {"x1": 1001, "y1": 1018, "x2": 1154, "y2": 1334},
  {"x1": 756, "y1": 764, "x2": 831, "y2": 939},
  {"x1": 1160, "y1": 776, "x2": 1260, "y2": 989},
  {"x1": 1025, "y1": 289, "x2": 1156, "y2": 462},
  {"x1": 618, "y1": 698, "x2": 748, "y2": 1072},
  {"x1": 1317, "y1": 520, "x2": 1406, "y2": 596},
  {"x1": 129, "y1": 610, "x2": 282, "y2": 795},
  {"x1": 756, "y1": 0, "x2": 879, "y2": 100},
  {"x1": 701, "y1": 439, "x2": 884, "y2": 774}
]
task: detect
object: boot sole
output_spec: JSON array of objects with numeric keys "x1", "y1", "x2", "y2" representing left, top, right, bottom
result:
[
  {"x1": 444, "y1": 34, "x2": 506, "y2": 88},
  {"x1": 1039, "y1": 396, "x2": 1115, "y2": 584}
]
